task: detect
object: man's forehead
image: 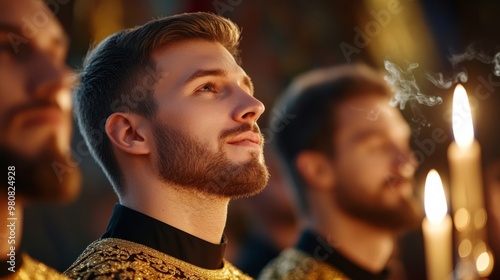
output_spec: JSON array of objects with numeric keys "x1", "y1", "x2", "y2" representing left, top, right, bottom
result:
[
  {"x1": 338, "y1": 96, "x2": 397, "y2": 121},
  {"x1": 153, "y1": 40, "x2": 245, "y2": 81},
  {"x1": 0, "y1": 0, "x2": 50, "y2": 23},
  {"x1": 153, "y1": 40, "x2": 237, "y2": 66},
  {"x1": 0, "y1": 1, "x2": 68, "y2": 54},
  {"x1": 336, "y1": 96, "x2": 410, "y2": 134}
]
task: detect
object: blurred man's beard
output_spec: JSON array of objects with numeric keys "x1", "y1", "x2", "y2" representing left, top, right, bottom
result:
[
  {"x1": 152, "y1": 120, "x2": 269, "y2": 199},
  {"x1": 333, "y1": 179, "x2": 423, "y2": 231},
  {"x1": 0, "y1": 137, "x2": 81, "y2": 202}
]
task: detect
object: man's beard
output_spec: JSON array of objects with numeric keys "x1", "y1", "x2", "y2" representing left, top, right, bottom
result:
[
  {"x1": 333, "y1": 178, "x2": 423, "y2": 231},
  {"x1": 152, "y1": 120, "x2": 269, "y2": 199},
  {"x1": 0, "y1": 135, "x2": 81, "y2": 202}
]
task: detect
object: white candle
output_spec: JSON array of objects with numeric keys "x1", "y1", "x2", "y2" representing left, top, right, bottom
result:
[
  {"x1": 447, "y1": 84, "x2": 493, "y2": 277},
  {"x1": 423, "y1": 169, "x2": 452, "y2": 280},
  {"x1": 448, "y1": 84, "x2": 485, "y2": 228}
]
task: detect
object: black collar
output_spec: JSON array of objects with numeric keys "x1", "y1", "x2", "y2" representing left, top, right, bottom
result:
[
  {"x1": 102, "y1": 204, "x2": 226, "y2": 269},
  {"x1": 296, "y1": 230, "x2": 389, "y2": 280}
]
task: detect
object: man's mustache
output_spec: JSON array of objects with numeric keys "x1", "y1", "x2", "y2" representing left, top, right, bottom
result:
[
  {"x1": 4, "y1": 69, "x2": 75, "y2": 128},
  {"x1": 4, "y1": 101, "x2": 62, "y2": 127},
  {"x1": 385, "y1": 175, "x2": 414, "y2": 188},
  {"x1": 219, "y1": 123, "x2": 262, "y2": 142}
]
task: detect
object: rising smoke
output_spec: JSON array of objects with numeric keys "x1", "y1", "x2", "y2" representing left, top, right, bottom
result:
[
  {"x1": 449, "y1": 45, "x2": 500, "y2": 77},
  {"x1": 384, "y1": 61, "x2": 443, "y2": 110},
  {"x1": 426, "y1": 71, "x2": 468, "y2": 89},
  {"x1": 384, "y1": 61, "x2": 443, "y2": 128},
  {"x1": 384, "y1": 46, "x2": 500, "y2": 132}
]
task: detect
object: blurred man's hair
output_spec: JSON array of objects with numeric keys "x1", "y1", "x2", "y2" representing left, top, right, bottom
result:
[
  {"x1": 270, "y1": 64, "x2": 393, "y2": 213},
  {"x1": 75, "y1": 12, "x2": 241, "y2": 193}
]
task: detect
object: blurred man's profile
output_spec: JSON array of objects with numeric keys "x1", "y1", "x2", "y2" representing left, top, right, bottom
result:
[
  {"x1": 259, "y1": 64, "x2": 422, "y2": 280},
  {"x1": 0, "y1": 0, "x2": 81, "y2": 278}
]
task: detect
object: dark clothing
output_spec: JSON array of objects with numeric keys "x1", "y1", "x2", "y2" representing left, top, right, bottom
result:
[
  {"x1": 296, "y1": 230, "x2": 389, "y2": 280},
  {"x1": 236, "y1": 234, "x2": 281, "y2": 277},
  {"x1": 102, "y1": 203, "x2": 226, "y2": 269},
  {"x1": 65, "y1": 204, "x2": 250, "y2": 279},
  {"x1": 259, "y1": 230, "x2": 389, "y2": 280}
]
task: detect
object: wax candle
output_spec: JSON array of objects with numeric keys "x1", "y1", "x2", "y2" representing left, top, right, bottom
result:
[
  {"x1": 447, "y1": 84, "x2": 493, "y2": 277},
  {"x1": 448, "y1": 84, "x2": 485, "y2": 232},
  {"x1": 423, "y1": 169, "x2": 453, "y2": 280}
]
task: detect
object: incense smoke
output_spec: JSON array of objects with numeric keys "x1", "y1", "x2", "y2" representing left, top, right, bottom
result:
[
  {"x1": 426, "y1": 71, "x2": 468, "y2": 89},
  {"x1": 384, "y1": 47, "x2": 499, "y2": 134},
  {"x1": 449, "y1": 45, "x2": 500, "y2": 77},
  {"x1": 384, "y1": 61, "x2": 443, "y2": 129},
  {"x1": 384, "y1": 61, "x2": 443, "y2": 110},
  {"x1": 494, "y1": 52, "x2": 500, "y2": 77}
]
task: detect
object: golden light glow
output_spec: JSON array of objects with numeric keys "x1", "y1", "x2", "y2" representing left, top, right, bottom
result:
[
  {"x1": 473, "y1": 242, "x2": 493, "y2": 277},
  {"x1": 424, "y1": 170, "x2": 448, "y2": 224},
  {"x1": 476, "y1": 250, "x2": 494, "y2": 277},
  {"x1": 452, "y1": 84, "x2": 474, "y2": 148},
  {"x1": 458, "y1": 239, "x2": 472, "y2": 258},
  {"x1": 474, "y1": 209, "x2": 487, "y2": 229},
  {"x1": 454, "y1": 208, "x2": 470, "y2": 231}
]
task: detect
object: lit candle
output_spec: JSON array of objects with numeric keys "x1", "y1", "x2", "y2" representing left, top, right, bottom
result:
[
  {"x1": 447, "y1": 84, "x2": 492, "y2": 277},
  {"x1": 448, "y1": 84, "x2": 484, "y2": 228},
  {"x1": 423, "y1": 169, "x2": 452, "y2": 280}
]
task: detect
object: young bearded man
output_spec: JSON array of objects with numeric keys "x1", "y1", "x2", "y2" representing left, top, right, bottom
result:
[
  {"x1": 259, "y1": 65, "x2": 423, "y2": 280},
  {"x1": 0, "y1": 0, "x2": 81, "y2": 278},
  {"x1": 64, "y1": 12, "x2": 269, "y2": 279}
]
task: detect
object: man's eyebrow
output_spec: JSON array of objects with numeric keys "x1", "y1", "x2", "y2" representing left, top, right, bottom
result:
[
  {"x1": 184, "y1": 68, "x2": 255, "y2": 94},
  {"x1": 0, "y1": 24, "x2": 22, "y2": 52},
  {"x1": 185, "y1": 68, "x2": 228, "y2": 84},
  {"x1": 351, "y1": 130, "x2": 385, "y2": 143},
  {"x1": 351, "y1": 125, "x2": 411, "y2": 144},
  {"x1": 0, "y1": 22, "x2": 69, "y2": 50}
]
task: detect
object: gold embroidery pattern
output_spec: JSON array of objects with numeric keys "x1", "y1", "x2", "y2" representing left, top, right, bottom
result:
[
  {"x1": 64, "y1": 238, "x2": 252, "y2": 279},
  {"x1": 258, "y1": 248, "x2": 350, "y2": 280},
  {"x1": 4, "y1": 253, "x2": 69, "y2": 280}
]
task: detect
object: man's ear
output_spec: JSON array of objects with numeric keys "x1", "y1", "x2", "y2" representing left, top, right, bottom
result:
[
  {"x1": 105, "y1": 113, "x2": 150, "y2": 155},
  {"x1": 295, "y1": 151, "x2": 335, "y2": 191}
]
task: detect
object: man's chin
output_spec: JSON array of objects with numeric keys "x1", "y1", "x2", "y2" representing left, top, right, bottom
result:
[
  {"x1": 162, "y1": 154, "x2": 269, "y2": 200},
  {"x1": 0, "y1": 144, "x2": 81, "y2": 202},
  {"x1": 339, "y1": 192, "x2": 423, "y2": 232},
  {"x1": 389, "y1": 196, "x2": 423, "y2": 231},
  {"x1": 226, "y1": 149, "x2": 265, "y2": 164},
  {"x1": 229, "y1": 160, "x2": 269, "y2": 199}
]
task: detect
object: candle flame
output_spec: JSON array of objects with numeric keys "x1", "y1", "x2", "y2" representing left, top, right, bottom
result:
[
  {"x1": 424, "y1": 169, "x2": 448, "y2": 224},
  {"x1": 474, "y1": 242, "x2": 494, "y2": 276},
  {"x1": 477, "y1": 252, "x2": 490, "y2": 272},
  {"x1": 476, "y1": 250, "x2": 494, "y2": 277},
  {"x1": 452, "y1": 84, "x2": 474, "y2": 147}
]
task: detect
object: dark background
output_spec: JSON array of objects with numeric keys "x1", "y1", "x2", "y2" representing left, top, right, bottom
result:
[{"x1": 21, "y1": 1, "x2": 500, "y2": 279}]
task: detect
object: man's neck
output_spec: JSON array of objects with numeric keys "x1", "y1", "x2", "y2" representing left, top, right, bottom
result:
[
  {"x1": 121, "y1": 183, "x2": 229, "y2": 244},
  {"x1": 310, "y1": 208, "x2": 394, "y2": 273},
  {"x1": 0, "y1": 194, "x2": 23, "y2": 258}
]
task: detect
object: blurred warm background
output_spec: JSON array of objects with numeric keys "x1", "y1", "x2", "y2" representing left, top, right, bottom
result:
[{"x1": 22, "y1": 1, "x2": 500, "y2": 279}]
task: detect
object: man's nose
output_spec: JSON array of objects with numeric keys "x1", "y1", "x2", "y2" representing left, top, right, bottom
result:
[
  {"x1": 28, "y1": 49, "x2": 71, "y2": 102},
  {"x1": 396, "y1": 151, "x2": 418, "y2": 179},
  {"x1": 231, "y1": 87, "x2": 265, "y2": 125}
]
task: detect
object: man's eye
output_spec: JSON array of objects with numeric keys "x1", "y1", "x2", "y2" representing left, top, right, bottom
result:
[
  {"x1": 0, "y1": 43, "x2": 16, "y2": 56},
  {"x1": 367, "y1": 142, "x2": 392, "y2": 154},
  {"x1": 0, "y1": 42, "x2": 33, "y2": 61},
  {"x1": 198, "y1": 82, "x2": 218, "y2": 93}
]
